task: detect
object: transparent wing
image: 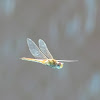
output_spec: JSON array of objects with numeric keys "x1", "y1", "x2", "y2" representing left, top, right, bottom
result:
[
  {"x1": 57, "y1": 60, "x2": 78, "y2": 62},
  {"x1": 38, "y1": 39, "x2": 53, "y2": 59},
  {"x1": 27, "y1": 38, "x2": 47, "y2": 59}
]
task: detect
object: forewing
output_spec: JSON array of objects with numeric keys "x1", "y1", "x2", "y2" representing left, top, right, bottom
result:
[
  {"x1": 27, "y1": 38, "x2": 47, "y2": 59},
  {"x1": 57, "y1": 60, "x2": 78, "y2": 62},
  {"x1": 38, "y1": 39, "x2": 53, "y2": 59}
]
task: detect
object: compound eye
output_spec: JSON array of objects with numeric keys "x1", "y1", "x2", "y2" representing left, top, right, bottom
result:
[{"x1": 57, "y1": 63, "x2": 61, "y2": 66}]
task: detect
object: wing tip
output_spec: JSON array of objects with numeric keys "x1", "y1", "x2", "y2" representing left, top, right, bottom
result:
[
  {"x1": 27, "y1": 38, "x2": 33, "y2": 45},
  {"x1": 38, "y1": 39, "x2": 43, "y2": 42},
  {"x1": 27, "y1": 38, "x2": 43, "y2": 43},
  {"x1": 27, "y1": 38, "x2": 31, "y2": 41}
]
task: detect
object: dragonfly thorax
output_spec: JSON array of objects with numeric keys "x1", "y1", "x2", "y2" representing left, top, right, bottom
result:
[{"x1": 45, "y1": 59, "x2": 63, "y2": 69}]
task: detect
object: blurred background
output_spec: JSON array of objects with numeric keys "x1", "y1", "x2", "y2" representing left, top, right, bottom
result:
[{"x1": 0, "y1": 0, "x2": 100, "y2": 100}]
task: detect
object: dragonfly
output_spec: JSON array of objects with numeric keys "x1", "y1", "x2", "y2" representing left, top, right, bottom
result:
[{"x1": 21, "y1": 38, "x2": 78, "y2": 69}]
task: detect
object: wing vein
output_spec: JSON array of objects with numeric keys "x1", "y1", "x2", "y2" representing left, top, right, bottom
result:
[
  {"x1": 27, "y1": 38, "x2": 47, "y2": 59},
  {"x1": 38, "y1": 39, "x2": 53, "y2": 59}
]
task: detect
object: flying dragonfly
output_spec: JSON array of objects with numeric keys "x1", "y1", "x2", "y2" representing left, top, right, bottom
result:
[{"x1": 21, "y1": 38, "x2": 78, "y2": 69}]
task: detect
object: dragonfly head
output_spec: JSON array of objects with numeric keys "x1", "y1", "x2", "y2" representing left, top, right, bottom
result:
[{"x1": 56, "y1": 62, "x2": 63, "y2": 69}]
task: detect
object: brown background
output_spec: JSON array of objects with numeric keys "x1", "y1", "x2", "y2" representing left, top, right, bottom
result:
[{"x1": 0, "y1": 0, "x2": 100, "y2": 100}]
